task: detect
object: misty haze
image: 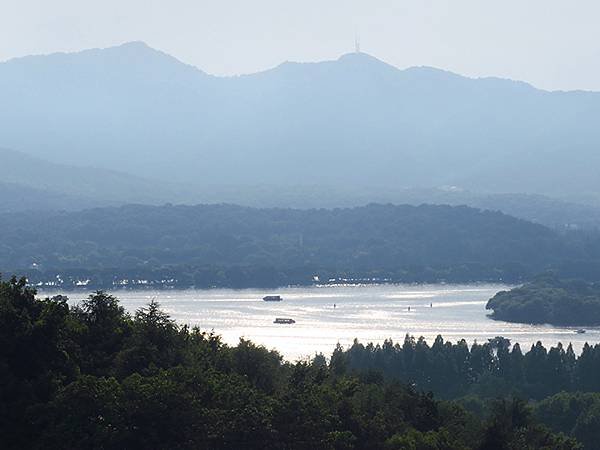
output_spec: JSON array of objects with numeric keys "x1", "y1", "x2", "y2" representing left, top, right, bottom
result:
[{"x1": 3, "y1": 2, "x2": 600, "y2": 449}]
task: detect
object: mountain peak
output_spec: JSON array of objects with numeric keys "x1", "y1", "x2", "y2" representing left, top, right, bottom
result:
[
  {"x1": 115, "y1": 40, "x2": 152, "y2": 50},
  {"x1": 93, "y1": 42, "x2": 209, "y2": 77},
  {"x1": 100, "y1": 41, "x2": 174, "y2": 60},
  {"x1": 337, "y1": 51, "x2": 396, "y2": 68},
  {"x1": 338, "y1": 51, "x2": 381, "y2": 61},
  {"x1": 12, "y1": 41, "x2": 208, "y2": 80},
  {"x1": 94, "y1": 41, "x2": 180, "y2": 62}
]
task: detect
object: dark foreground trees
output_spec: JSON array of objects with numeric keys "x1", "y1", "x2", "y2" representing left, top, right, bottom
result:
[
  {"x1": 0, "y1": 276, "x2": 582, "y2": 449},
  {"x1": 335, "y1": 335, "x2": 600, "y2": 400},
  {"x1": 534, "y1": 392, "x2": 600, "y2": 449}
]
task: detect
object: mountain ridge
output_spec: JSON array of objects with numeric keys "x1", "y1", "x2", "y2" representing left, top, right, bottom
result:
[
  {"x1": 2, "y1": 41, "x2": 583, "y2": 93},
  {"x1": 2, "y1": 42, "x2": 600, "y2": 200}
]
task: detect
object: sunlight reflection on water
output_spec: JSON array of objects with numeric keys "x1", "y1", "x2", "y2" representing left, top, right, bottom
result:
[{"x1": 47, "y1": 284, "x2": 600, "y2": 361}]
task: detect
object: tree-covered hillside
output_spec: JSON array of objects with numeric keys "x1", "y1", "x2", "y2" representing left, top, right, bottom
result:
[{"x1": 0, "y1": 203, "x2": 590, "y2": 289}]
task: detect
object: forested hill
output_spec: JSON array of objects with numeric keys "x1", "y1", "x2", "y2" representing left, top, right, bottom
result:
[{"x1": 1, "y1": 203, "x2": 596, "y2": 289}]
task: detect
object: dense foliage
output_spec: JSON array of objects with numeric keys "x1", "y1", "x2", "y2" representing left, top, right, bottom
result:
[
  {"x1": 336, "y1": 336, "x2": 600, "y2": 401},
  {"x1": 534, "y1": 392, "x2": 600, "y2": 449},
  {"x1": 4, "y1": 203, "x2": 600, "y2": 289},
  {"x1": 0, "y1": 276, "x2": 580, "y2": 449},
  {"x1": 486, "y1": 277, "x2": 600, "y2": 326}
]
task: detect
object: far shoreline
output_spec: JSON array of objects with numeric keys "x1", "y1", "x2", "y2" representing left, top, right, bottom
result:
[{"x1": 35, "y1": 280, "x2": 515, "y2": 294}]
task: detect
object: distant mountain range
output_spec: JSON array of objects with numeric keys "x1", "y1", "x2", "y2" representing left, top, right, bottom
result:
[
  {"x1": 1, "y1": 41, "x2": 600, "y2": 199},
  {"x1": 3, "y1": 42, "x2": 600, "y2": 232}
]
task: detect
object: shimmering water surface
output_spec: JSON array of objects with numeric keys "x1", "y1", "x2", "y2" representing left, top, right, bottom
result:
[{"x1": 48, "y1": 284, "x2": 600, "y2": 361}]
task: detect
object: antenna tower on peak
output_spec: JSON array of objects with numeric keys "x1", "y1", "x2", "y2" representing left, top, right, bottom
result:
[{"x1": 354, "y1": 31, "x2": 361, "y2": 53}]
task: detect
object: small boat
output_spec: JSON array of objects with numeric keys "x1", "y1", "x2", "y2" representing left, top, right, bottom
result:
[
  {"x1": 263, "y1": 295, "x2": 282, "y2": 302},
  {"x1": 576, "y1": 329, "x2": 586, "y2": 334},
  {"x1": 274, "y1": 318, "x2": 295, "y2": 324}
]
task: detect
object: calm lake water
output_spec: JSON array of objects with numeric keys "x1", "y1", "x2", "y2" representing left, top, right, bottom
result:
[{"x1": 46, "y1": 284, "x2": 600, "y2": 361}]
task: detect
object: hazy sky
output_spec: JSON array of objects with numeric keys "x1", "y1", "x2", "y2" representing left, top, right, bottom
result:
[{"x1": 1, "y1": 0, "x2": 599, "y2": 91}]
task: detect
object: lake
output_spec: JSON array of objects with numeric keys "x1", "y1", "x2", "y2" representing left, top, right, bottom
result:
[{"x1": 47, "y1": 284, "x2": 600, "y2": 361}]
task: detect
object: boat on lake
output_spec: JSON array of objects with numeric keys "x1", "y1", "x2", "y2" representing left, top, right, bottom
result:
[
  {"x1": 274, "y1": 318, "x2": 295, "y2": 324},
  {"x1": 576, "y1": 329, "x2": 586, "y2": 334},
  {"x1": 263, "y1": 295, "x2": 282, "y2": 302}
]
